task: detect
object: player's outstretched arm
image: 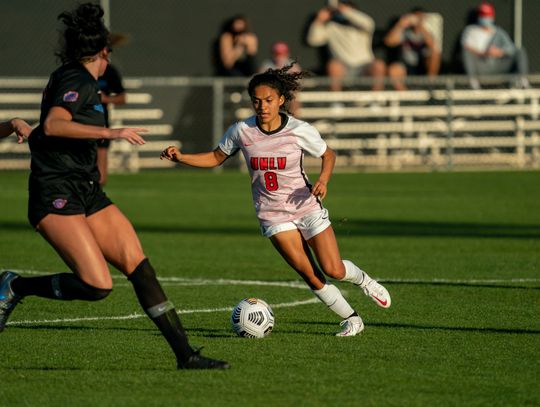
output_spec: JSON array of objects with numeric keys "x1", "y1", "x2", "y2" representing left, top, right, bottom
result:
[
  {"x1": 160, "y1": 145, "x2": 228, "y2": 168},
  {"x1": 0, "y1": 118, "x2": 32, "y2": 143},
  {"x1": 44, "y1": 106, "x2": 147, "y2": 144}
]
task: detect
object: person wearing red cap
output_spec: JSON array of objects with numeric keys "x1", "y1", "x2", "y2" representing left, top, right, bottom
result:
[
  {"x1": 460, "y1": 1, "x2": 529, "y2": 89},
  {"x1": 258, "y1": 42, "x2": 303, "y2": 116},
  {"x1": 259, "y1": 41, "x2": 301, "y2": 73}
]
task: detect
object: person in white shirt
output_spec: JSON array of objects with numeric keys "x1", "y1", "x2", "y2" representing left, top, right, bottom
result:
[
  {"x1": 161, "y1": 64, "x2": 392, "y2": 337},
  {"x1": 306, "y1": 0, "x2": 387, "y2": 91},
  {"x1": 460, "y1": 1, "x2": 529, "y2": 89}
]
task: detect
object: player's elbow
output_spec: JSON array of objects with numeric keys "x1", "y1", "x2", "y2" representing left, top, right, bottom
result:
[
  {"x1": 212, "y1": 149, "x2": 228, "y2": 167},
  {"x1": 323, "y1": 146, "x2": 336, "y2": 160},
  {"x1": 43, "y1": 117, "x2": 56, "y2": 136}
]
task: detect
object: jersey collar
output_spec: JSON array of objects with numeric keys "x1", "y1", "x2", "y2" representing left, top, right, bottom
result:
[{"x1": 256, "y1": 112, "x2": 289, "y2": 135}]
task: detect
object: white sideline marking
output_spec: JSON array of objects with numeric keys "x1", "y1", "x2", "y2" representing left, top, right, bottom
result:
[
  {"x1": 4, "y1": 270, "x2": 318, "y2": 327},
  {"x1": 6, "y1": 298, "x2": 319, "y2": 327},
  {"x1": 4, "y1": 269, "x2": 538, "y2": 328},
  {"x1": 6, "y1": 269, "x2": 540, "y2": 284}
]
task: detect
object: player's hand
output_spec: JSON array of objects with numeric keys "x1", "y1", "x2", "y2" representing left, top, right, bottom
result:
[
  {"x1": 11, "y1": 118, "x2": 32, "y2": 143},
  {"x1": 109, "y1": 127, "x2": 147, "y2": 145},
  {"x1": 311, "y1": 180, "x2": 328, "y2": 200},
  {"x1": 160, "y1": 145, "x2": 182, "y2": 162}
]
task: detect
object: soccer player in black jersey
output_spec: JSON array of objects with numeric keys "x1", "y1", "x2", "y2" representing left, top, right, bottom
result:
[
  {"x1": 96, "y1": 63, "x2": 126, "y2": 186},
  {"x1": 96, "y1": 33, "x2": 128, "y2": 186},
  {"x1": 0, "y1": 3, "x2": 228, "y2": 370}
]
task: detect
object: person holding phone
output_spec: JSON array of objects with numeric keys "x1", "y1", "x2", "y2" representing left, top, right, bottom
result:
[
  {"x1": 306, "y1": 0, "x2": 387, "y2": 92},
  {"x1": 384, "y1": 7, "x2": 441, "y2": 90}
]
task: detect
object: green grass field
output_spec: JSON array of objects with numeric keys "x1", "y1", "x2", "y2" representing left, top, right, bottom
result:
[{"x1": 0, "y1": 169, "x2": 539, "y2": 406}]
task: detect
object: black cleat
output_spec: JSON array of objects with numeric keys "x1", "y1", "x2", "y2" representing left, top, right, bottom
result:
[
  {"x1": 177, "y1": 349, "x2": 230, "y2": 370},
  {"x1": 0, "y1": 271, "x2": 22, "y2": 332}
]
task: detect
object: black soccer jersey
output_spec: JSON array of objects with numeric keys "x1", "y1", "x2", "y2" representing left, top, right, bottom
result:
[
  {"x1": 29, "y1": 62, "x2": 105, "y2": 181},
  {"x1": 98, "y1": 64, "x2": 124, "y2": 127}
]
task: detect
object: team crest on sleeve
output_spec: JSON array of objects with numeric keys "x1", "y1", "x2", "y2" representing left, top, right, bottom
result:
[
  {"x1": 63, "y1": 91, "x2": 79, "y2": 102},
  {"x1": 52, "y1": 198, "x2": 68, "y2": 209}
]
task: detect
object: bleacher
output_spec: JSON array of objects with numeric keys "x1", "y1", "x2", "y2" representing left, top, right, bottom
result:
[
  {"x1": 0, "y1": 77, "x2": 179, "y2": 171},
  {"x1": 1, "y1": 75, "x2": 540, "y2": 172},
  {"x1": 233, "y1": 75, "x2": 540, "y2": 170}
]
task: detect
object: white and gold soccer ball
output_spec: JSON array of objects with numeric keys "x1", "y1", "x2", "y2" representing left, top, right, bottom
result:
[{"x1": 231, "y1": 298, "x2": 274, "y2": 338}]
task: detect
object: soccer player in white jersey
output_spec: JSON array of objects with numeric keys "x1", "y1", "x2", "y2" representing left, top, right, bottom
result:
[{"x1": 161, "y1": 64, "x2": 391, "y2": 336}]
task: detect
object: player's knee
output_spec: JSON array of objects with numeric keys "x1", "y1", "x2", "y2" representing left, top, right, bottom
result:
[
  {"x1": 80, "y1": 281, "x2": 112, "y2": 301},
  {"x1": 322, "y1": 261, "x2": 346, "y2": 280}
]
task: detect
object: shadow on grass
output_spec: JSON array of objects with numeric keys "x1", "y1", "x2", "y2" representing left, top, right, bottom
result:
[
  {"x1": 369, "y1": 322, "x2": 540, "y2": 335},
  {"x1": 381, "y1": 281, "x2": 540, "y2": 290},
  {"x1": 10, "y1": 324, "x2": 234, "y2": 339},
  {"x1": 288, "y1": 321, "x2": 540, "y2": 335},
  {"x1": 10, "y1": 324, "x2": 154, "y2": 332},
  {"x1": 1, "y1": 219, "x2": 540, "y2": 239}
]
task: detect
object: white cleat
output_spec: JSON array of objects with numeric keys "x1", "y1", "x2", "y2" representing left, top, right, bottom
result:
[
  {"x1": 360, "y1": 272, "x2": 391, "y2": 308},
  {"x1": 335, "y1": 316, "x2": 364, "y2": 337}
]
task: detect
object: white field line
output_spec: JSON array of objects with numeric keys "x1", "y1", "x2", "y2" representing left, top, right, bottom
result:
[
  {"x1": 5, "y1": 269, "x2": 540, "y2": 285},
  {"x1": 6, "y1": 298, "x2": 319, "y2": 327},
  {"x1": 3, "y1": 269, "x2": 538, "y2": 327}
]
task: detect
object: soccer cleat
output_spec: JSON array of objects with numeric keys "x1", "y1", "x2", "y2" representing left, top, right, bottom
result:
[
  {"x1": 177, "y1": 348, "x2": 230, "y2": 370},
  {"x1": 0, "y1": 271, "x2": 22, "y2": 332},
  {"x1": 335, "y1": 316, "x2": 364, "y2": 337},
  {"x1": 360, "y1": 272, "x2": 391, "y2": 308}
]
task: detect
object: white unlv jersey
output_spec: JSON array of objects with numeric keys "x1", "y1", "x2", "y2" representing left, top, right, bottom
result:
[{"x1": 218, "y1": 114, "x2": 327, "y2": 228}]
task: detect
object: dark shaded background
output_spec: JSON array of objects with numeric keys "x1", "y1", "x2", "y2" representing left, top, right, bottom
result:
[{"x1": 1, "y1": 0, "x2": 538, "y2": 77}]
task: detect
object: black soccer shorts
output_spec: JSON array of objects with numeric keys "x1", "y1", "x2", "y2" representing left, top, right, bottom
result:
[{"x1": 28, "y1": 176, "x2": 112, "y2": 228}]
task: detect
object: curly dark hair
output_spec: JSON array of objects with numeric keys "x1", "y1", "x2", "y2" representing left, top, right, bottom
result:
[
  {"x1": 56, "y1": 2, "x2": 110, "y2": 64},
  {"x1": 248, "y1": 62, "x2": 311, "y2": 114}
]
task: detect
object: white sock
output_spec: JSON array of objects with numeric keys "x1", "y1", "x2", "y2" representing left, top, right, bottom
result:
[
  {"x1": 312, "y1": 283, "x2": 355, "y2": 319},
  {"x1": 341, "y1": 260, "x2": 365, "y2": 286}
]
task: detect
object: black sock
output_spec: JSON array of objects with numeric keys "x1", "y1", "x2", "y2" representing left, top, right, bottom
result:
[
  {"x1": 128, "y1": 258, "x2": 194, "y2": 363},
  {"x1": 11, "y1": 273, "x2": 111, "y2": 301}
]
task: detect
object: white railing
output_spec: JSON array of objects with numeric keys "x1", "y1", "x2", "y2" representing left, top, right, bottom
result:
[{"x1": 1, "y1": 75, "x2": 540, "y2": 171}]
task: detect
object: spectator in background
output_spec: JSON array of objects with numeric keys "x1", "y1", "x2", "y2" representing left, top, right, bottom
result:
[
  {"x1": 215, "y1": 14, "x2": 258, "y2": 77},
  {"x1": 96, "y1": 33, "x2": 128, "y2": 186},
  {"x1": 259, "y1": 41, "x2": 301, "y2": 72},
  {"x1": 384, "y1": 8, "x2": 441, "y2": 90},
  {"x1": 306, "y1": 0, "x2": 386, "y2": 92},
  {"x1": 460, "y1": 1, "x2": 530, "y2": 89},
  {"x1": 259, "y1": 41, "x2": 302, "y2": 116}
]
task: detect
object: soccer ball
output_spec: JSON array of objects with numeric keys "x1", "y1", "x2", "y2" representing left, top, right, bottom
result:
[{"x1": 231, "y1": 298, "x2": 274, "y2": 338}]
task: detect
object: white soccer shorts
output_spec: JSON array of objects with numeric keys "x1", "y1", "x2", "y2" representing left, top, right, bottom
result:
[{"x1": 261, "y1": 208, "x2": 331, "y2": 240}]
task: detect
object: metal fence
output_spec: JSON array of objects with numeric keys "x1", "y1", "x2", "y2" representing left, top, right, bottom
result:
[{"x1": 1, "y1": 74, "x2": 540, "y2": 172}]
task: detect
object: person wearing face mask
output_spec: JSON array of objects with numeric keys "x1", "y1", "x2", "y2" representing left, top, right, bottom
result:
[{"x1": 460, "y1": 2, "x2": 530, "y2": 89}]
